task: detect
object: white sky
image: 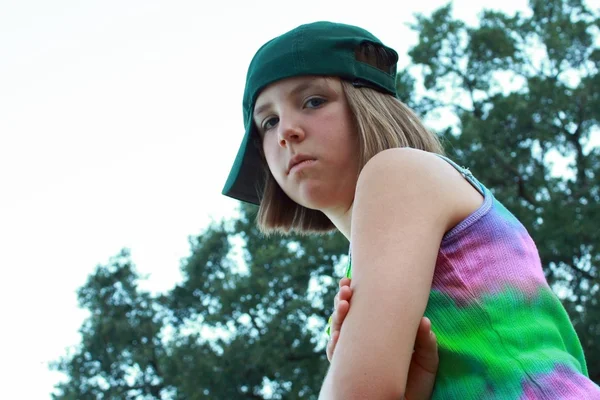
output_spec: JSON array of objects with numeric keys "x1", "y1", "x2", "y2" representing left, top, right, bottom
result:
[{"x1": 1, "y1": 0, "x2": 596, "y2": 398}]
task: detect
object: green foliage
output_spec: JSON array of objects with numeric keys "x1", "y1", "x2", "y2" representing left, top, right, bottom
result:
[
  {"x1": 52, "y1": 210, "x2": 348, "y2": 399},
  {"x1": 404, "y1": 0, "x2": 600, "y2": 381},
  {"x1": 161, "y1": 206, "x2": 348, "y2": 398},
  {"x1": 52, "y1": 0, "x2": 600, "y2": 397},
  {"x1": 51, "y1": 249, "x2": 167, "y2": 399}
]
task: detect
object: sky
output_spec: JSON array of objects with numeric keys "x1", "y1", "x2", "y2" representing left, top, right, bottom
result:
[{"x1": 0, "y1": 0, "x2": 596, "y2": 398}]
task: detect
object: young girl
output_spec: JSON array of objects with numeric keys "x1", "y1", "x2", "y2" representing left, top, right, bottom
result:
[{"x1": 222, "y1": 21, "x2": 600, "y2": 399}]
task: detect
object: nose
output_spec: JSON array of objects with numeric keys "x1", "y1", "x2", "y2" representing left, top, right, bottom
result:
[{"x1": 277, "y1": 114, "x2": 305, "y2": 148}]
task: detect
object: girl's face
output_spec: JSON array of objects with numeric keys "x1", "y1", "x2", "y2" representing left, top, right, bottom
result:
[{"x1": 254, "y1": 76, "x2": 360, "y2": 213}]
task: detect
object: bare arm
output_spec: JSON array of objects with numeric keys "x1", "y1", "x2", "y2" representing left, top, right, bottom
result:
[
  {"x1": 319, "y1": 149, "x2": 458, "y2": 400},
  {"x1": 327, "y1": 278, "x2": 439, "y2": 400}
]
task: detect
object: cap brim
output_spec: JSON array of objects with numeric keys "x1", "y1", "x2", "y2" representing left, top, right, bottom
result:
[{"x1": 221, "y1": 121, "x2": 264, "y2": 205}]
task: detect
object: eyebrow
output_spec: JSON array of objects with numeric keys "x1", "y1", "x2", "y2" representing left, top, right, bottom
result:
[{"x1": 253, "y1": 79, "x2": 323, "y2": 119}]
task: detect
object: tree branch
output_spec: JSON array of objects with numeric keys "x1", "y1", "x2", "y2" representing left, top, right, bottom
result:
[
  {"x1": 248, "y1": 311, "x2": 263, "y2": 334},
  {"x1": 245, "y1": 393, "x2": 265, "y2": 400},
  {"x1": 556, "y1": 95, "x2": 588, "y2": 188},
  {"x1": 565, "y1": 262, "x2": 597, "y2": 282},
  {"x1": 286, "y1": 350, "x2": 321, "y2": 363},
  {"x1": 572, "y1": 96, "x2": 588, "y2": 186},
  {"x1": 492, "y1": 149, "x2": 539, "y2": 206}
]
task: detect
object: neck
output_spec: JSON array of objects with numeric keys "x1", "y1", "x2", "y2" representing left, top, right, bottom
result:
[{"x1": 324, "y1": 204, "x2": 353, "y2": 241}]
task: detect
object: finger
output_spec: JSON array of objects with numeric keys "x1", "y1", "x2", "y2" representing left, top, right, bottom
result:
[
  {"x1": 416, "y1": 316, "x2": 431, "y2": 341},
  {"x1": 338, "y1": 285, "x2": 353, "y2": 303},
  {"x1": 327, "y1": 330, "x2": 340, "y2": 362},
  {"x1": 331, "y1": 300, "x2": 350, "y2": 333},
  {"x1": 415, "y1": 317, "x2": 437, "y2": 350},
  {"x1": 333, "y1": 285, "x2": 352, "y2": 312},
  {"x1": 339, "y1": 277, "x2": 351, "y2": 288},
  {"x1": 327, "y1": 331, "x2": 340, "y2": 362},
  {"x1": 414, "y1": 318, "x2": 435, "y2": 350},
  {"x1": 413, "y1": 317, "x2": 439, "y2": 373},
  {"x1": 334, "y1": 292, "x2": 339, "y2": 309}
]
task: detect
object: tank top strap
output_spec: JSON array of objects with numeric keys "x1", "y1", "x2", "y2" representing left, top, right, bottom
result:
[{"x1": 435, "y1": 154, "x2": 485, "y2": 197}]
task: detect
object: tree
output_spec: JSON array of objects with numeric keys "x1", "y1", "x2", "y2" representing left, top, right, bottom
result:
[
  {"x1": 53, "y1": 0, "x2": 600, "y2": 397},
  {"x1": 51, "y1": 249, "x2": 169, "y2": 399},
  {"x1": 398, "y1": 0, "x2": 599, "y2": 380},
  {"x1": 163, "y1": 205, "x2": 347, "y2": 399},
  {"x1": 52, "y1": 209, "x2": 348, "y2": 399}
]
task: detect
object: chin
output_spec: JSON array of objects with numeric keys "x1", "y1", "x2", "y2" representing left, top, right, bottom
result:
[{"x1": 293, "y1": 184, "x2": 341, "y2": 211}]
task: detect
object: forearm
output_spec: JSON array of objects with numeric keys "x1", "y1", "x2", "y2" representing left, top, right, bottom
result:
[
  {"x1": 317, "y1": 371, "x2": 335, "y2": 400},
  {"x1": 319, "y1": 378, "x2": 404, "y2": 400},
  {"x1": 319, "y1": 354, "x2": 403, "y2": 400}
]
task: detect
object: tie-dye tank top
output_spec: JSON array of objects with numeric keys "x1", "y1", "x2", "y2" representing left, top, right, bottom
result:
[{"x1": 342, "y1": 156, "x2": 600, "y2": 399}]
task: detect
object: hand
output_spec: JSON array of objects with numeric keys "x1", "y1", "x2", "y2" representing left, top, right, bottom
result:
[
  {"x1": 404, "y1": 316, "x2": 438, "y2": 399},
  {"x1": 326, "y1": 277, "x2": 352, "y2": 362},
  {"x1": 326, "y1": 278, "x2": 439, "y2": 399}
]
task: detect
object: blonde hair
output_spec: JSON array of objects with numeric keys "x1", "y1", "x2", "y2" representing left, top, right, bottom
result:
[{"x1": 256, "y1": 80, "x2": 445, "y2": 235}]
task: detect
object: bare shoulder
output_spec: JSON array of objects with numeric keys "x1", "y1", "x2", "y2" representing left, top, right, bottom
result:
[
  {"x1": 356, "y1": 148, "x2": 452, "y2": 205},
  {"x1": 355, "y1": 148, "x2": 483, "y2": 232},
  {"x1": 359, "y1": 147, "x2": 450, "y2": 185}
]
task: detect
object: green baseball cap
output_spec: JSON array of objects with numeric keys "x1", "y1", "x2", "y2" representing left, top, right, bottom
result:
[{"x1": 222, "y1": 21, "x2": 399, "y2": 205}]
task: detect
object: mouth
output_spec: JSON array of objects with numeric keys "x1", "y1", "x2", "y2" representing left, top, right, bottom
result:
[{"x1": 287, "y1": 154, "x2": 316, "y2": 174}]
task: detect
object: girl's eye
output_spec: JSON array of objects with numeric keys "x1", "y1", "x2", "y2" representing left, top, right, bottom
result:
[
  {"x1": 304, "y1": 97, "x2": 326, "y2": 108},
  {"x1": 262, "y1": 116, "x2": 279, "y2": 132}
]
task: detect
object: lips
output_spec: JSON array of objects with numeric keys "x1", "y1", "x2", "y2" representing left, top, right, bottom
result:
[{"x1": 287, "y1": 154, "x2": 315, "y2": 174}]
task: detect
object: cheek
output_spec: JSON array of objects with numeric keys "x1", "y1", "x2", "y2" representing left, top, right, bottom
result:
[{"x1": 262, "y1": 138, "x2": 283, "y2": 179}]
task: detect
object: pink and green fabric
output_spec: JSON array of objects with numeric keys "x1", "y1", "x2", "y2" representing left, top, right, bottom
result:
[
  {"x1": 422, "y1": 185, "x2": 599, "y2": 399},
  {"x1": 333, "y1": 161, "x2": 600, "y2": 399}
]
